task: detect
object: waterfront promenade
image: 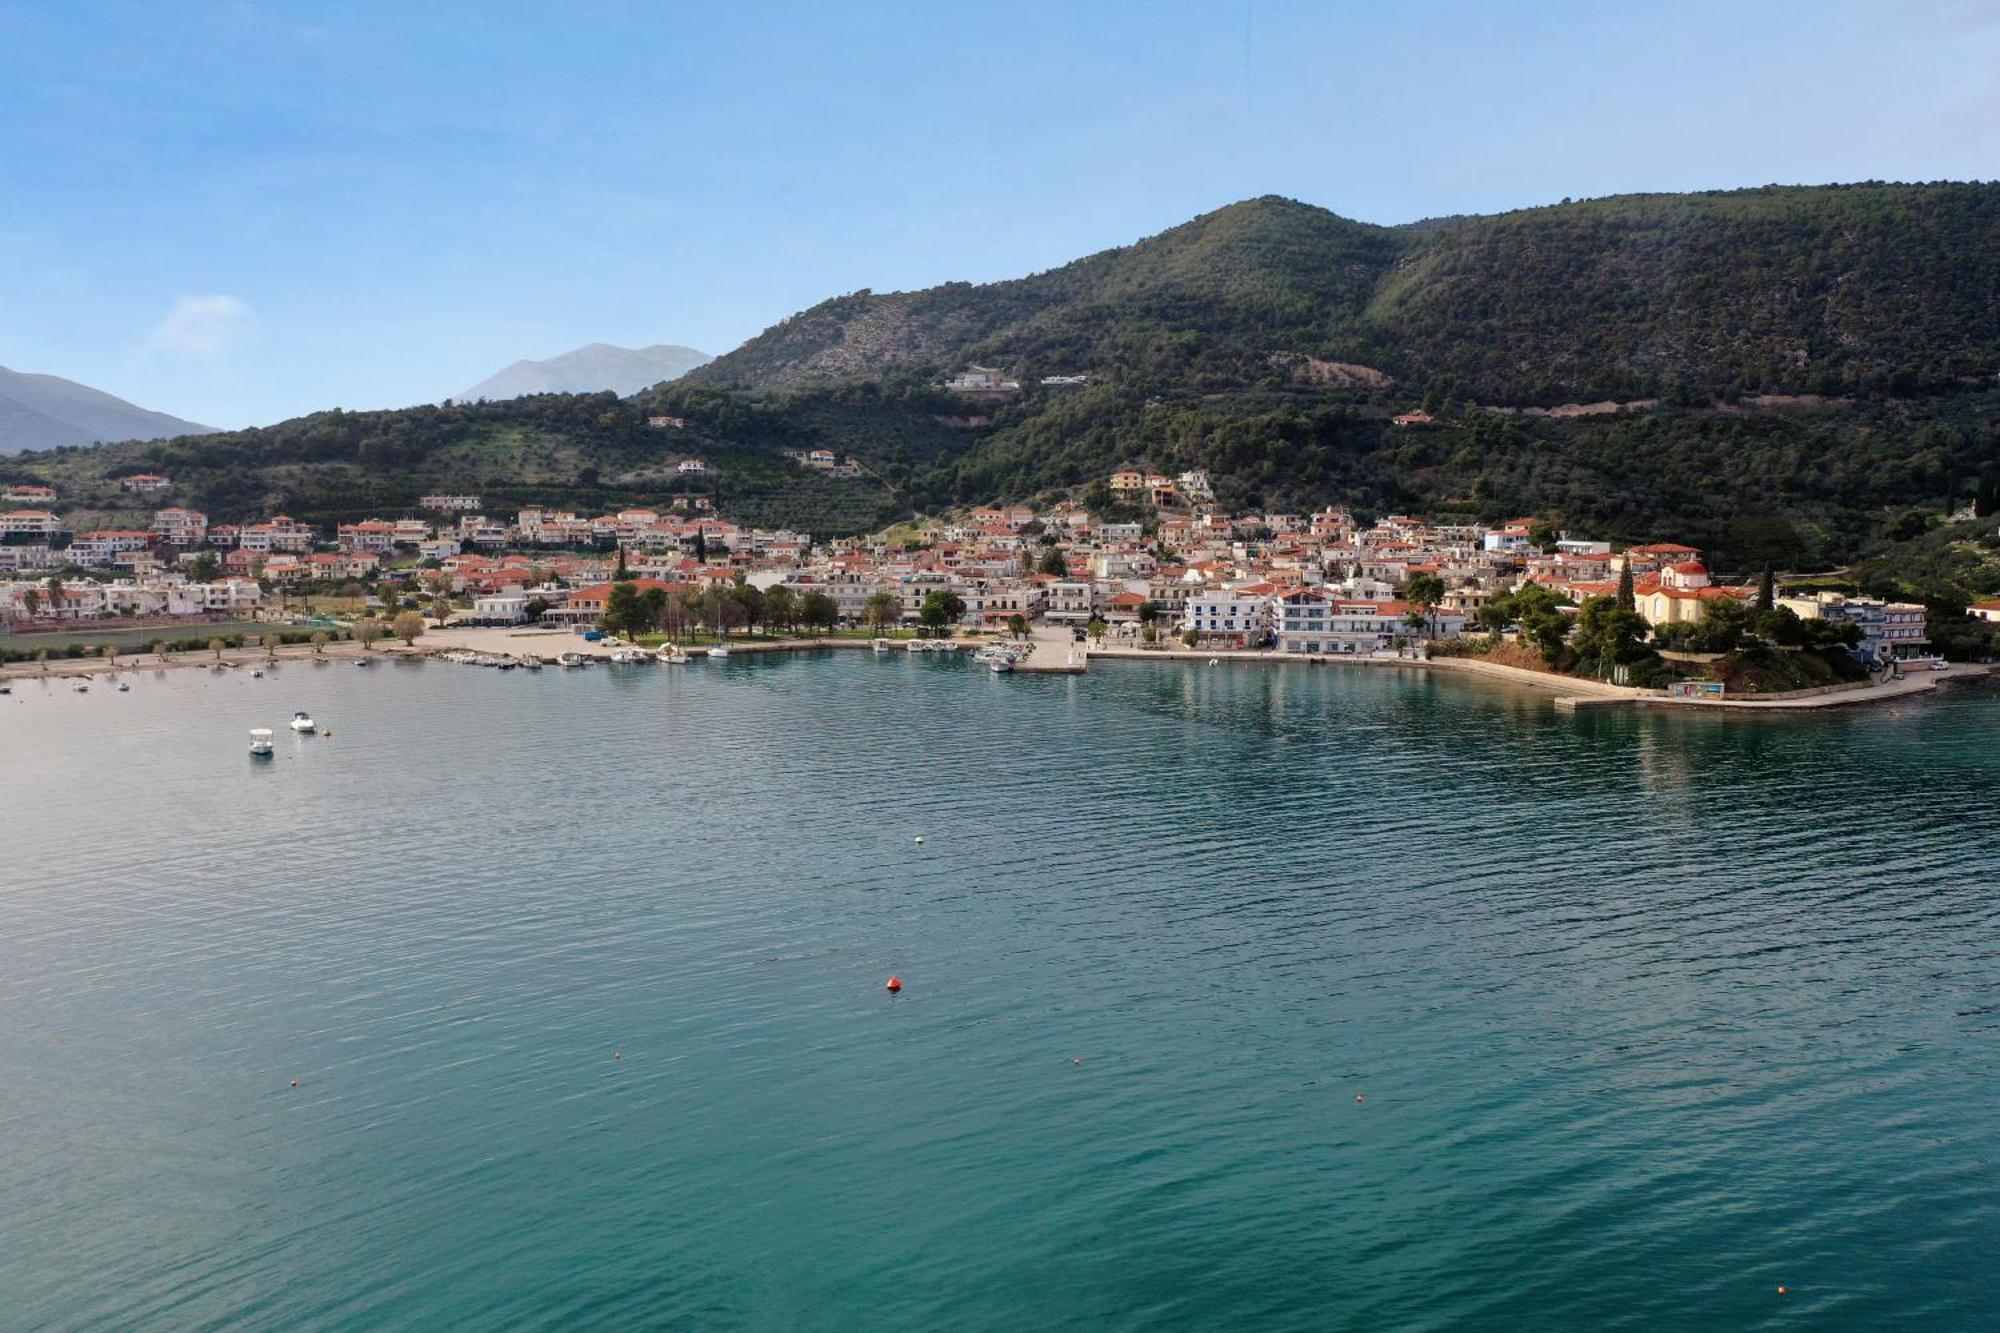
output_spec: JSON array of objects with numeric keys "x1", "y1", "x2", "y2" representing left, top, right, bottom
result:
[{"x1": 5, "y1": 620, "x2": 1986, "y2": 710}]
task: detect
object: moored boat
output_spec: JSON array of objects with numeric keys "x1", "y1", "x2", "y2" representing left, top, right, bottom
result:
[
  {"x1": 249, "y1": 728, "x2": 274, "y2": 757},
  {"x1": 289, "y1": 710, "x2": 316, "y2": 733},
  {"x1": 707, "y1": 645, "x2": 731, "y2": 659}
]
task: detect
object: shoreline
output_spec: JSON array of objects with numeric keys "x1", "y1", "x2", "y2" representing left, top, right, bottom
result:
[
  {"x1": 1080, "y1": 643, "x2": 1996, "y2": 709},
  {"x1": 5, "y1": 624, "x2": 1990, "y2": 711}
]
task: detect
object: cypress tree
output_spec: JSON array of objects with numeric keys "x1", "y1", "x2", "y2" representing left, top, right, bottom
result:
[
  {"x1": 614, "y1": 543, "x2": 628, "y2": 579},
  {"x1": 1757, "y1": 565, "x2": 1775, "y2": 611},
  {"x1": 1616, "y1": 560, "x2": 1635, "y2": 612}
]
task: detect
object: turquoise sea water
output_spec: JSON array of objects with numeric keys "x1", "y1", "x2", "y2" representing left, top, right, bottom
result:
[{"x1": 2, "y1": 652, "x2": 1997, "y2": 1330}]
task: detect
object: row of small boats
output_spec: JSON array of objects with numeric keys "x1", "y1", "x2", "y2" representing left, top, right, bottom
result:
[
  {"x1": 594, "y1": 645, "x2": 730, "y2": 667},
  {"x1": 436, "y1": 649, "x2": 542, "y2": 671},
  {"x1": 973, "y1": 643, "x2": 1029, "y2": 673}
]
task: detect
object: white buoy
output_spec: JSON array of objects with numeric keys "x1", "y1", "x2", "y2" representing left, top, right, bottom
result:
[{"x1": 914, "y1": 835, "x2": 925, "y2": 844}]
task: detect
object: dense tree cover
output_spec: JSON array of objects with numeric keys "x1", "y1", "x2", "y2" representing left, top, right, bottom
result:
[
  {"x1": 7, "y1": 391, "x2": 905, "y2": 537},
  {"x1": 8, "y1": 186, "x2": 1999, "y2": 566},
  {"x1": 695, "y1": 187, "x2": 2000, "y2": 405},
  {"x1": 1852, "y1": 516, "x2": 2000, "y2": 605}
]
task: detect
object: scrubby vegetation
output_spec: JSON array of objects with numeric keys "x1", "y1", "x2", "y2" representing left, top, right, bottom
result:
[{"x1": 7, "y1": 185, "x2": 1999, "y2": 563}]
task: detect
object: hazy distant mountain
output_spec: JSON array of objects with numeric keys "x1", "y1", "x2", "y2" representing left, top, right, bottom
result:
[
  {"x1": 0, "y1": 365, "x2": 215, "y2": 454},
  {"x1": 453, "y1": 343, "x2": 712, "y2": 402}
]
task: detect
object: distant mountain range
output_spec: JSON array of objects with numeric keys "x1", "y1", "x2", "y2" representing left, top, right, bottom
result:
[
  {"x1": 452, "y1": 343, "x2": 711, "y2": 402},
  {"x1": 0, "y1": 365, "x2": 214, "y2": 455}
]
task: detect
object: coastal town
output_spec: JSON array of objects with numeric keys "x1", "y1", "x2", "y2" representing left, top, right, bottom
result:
[{"x1": 2, "y1": 466, "x2": 1973, "y2": 700}]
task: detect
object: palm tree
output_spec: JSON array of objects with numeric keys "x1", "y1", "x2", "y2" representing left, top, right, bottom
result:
[
  {"x1": 310, "y1": 631, "x2": 329, "y2": 656},
  {"x1": 208, "y1": 638, "x2": 225, "y2": 661},
  {"x1": 152, "y1": 639, "x2": 168, "y2": 663}
]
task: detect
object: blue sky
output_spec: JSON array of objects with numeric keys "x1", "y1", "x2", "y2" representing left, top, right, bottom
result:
[{"x1": 1, "y1": 0, "x2": 1996, "y2": 429}]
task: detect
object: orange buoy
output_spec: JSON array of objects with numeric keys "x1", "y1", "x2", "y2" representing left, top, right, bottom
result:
[
  {"x1": 885, "y1": 975, "x2": 903, "y2": 993},
  {"x1": 1777, "y1": 1287, "x2": 1787, "y2": 1296}
]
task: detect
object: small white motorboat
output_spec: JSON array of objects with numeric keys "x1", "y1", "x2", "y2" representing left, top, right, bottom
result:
[
  {"x1": 251, "y1": 668, "x2": 264, "y2": 678},
  {"x1": 989, "y1": 657, "x2": 1014, "y2": 673},
  {"x1": 353, "y1": 658, "x2": 372, "y2": 668},
  {"x1": 289, "y1": 710, "x2": 316, "y2": 734},
  {"x1": 557, "y1": 651, "x2": 589, "y2": 669},
  {"x1": 118, "y1": 682, "x2": 130, "y2": 692},
  {"x1": 72, "y1": 680, "x2": 89, "y2": 692},
  {"x1": 872, "y1": 638, "x2": 890, "y2": 654},
  {"x1": 656, "y1": 646, "x2": 691, "y2": 664},
  {"x1": 707, "y1": 646, "x2": 730, "y2": 659},
  {"x1": 249, "y1": 728, "x2": 274, "y2": 757}
]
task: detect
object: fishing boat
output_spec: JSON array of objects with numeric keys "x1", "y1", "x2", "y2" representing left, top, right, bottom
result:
[
  {"x1": 72, "y1": 680, "x2": 89, "y2": 692},
  {"x1": 608, "y1": 647, "x2": 651, "y2": 664},
  {"x1": 872, "y1": 638, "x2": 890, "y2": 654},
  {"x1": 656, "y1": 646, "x2": 691, "y2": 664},
  {"x1": 118, "y1": 682, "x2": 130, "y2": 692},
  {"x1": 989, "y1": 656, "x2": 1014, "y2": 673},
  {"x1": 556, "y1": 651, "x2": 590, "y2": 669},
  {"x1": 249, "y1": 728, "x2": 274, "y2": 757},
  {"x1": 707, "y1": 645, "x2": 731, "y2": 659},
  {"x1": 289, "y1": 710, "x2": 316, "y2": 733}
]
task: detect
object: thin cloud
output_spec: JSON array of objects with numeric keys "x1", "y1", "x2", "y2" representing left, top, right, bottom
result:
[
  {"x1": 1943, "y1": 2, "x2": 2000, "y2": 32},
  {"x1": 146, "y1": 294, "x2": 255, "y2": 356}
]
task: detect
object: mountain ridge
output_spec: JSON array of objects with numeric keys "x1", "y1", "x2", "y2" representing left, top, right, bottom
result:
[
  {"x1": 0, "y1": 365, "x2": 216, "y2": 455},
  {"x1": 453, "y1": 342, "x2": 711, "y2": 402},
  {"x1": 692, "y1": 185, "x2": 2000, "y2": 404},
  {"x1": 12, "y1": 183, "x2": 2000, "y2": 570}
]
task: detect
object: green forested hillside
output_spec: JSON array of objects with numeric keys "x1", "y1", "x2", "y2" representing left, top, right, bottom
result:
[
  {"x1": 698, "y1": 185, "x2": 2000, "y2": 404},
  {"x1": 14, "y1": 394, "x2": 905, "y2": 536},
  {"x1": 1370, "y1": 185, "x2": 2000, "y2": 403},
  {"x1": 8, "y1": 183, "x2": 2000, "y2": 563}
]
